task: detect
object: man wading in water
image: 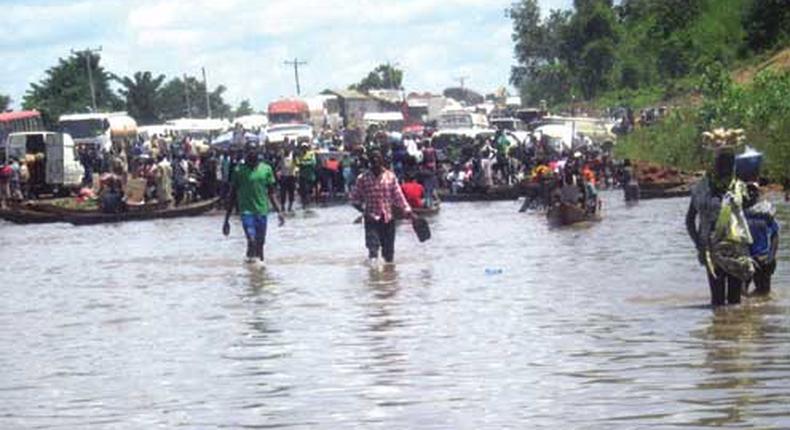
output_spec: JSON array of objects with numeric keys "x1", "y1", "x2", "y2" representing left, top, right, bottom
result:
[
  {"x1": 686, "y1": 151, "x2": 749, "y2": 306},
  {"x1": 351, "y1": 150, "x2": 413, "y2": 265},
  {"x1": 223, "y1": 147, "x2": 285, "y2": 263}
]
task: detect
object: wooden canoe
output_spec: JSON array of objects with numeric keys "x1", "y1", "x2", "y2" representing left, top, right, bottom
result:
[
  {"x1": 546, "y1": 202, "x2": 601, "y2": 227},
  {"x1": 0, "y1": 198, "x2": 219, "y2": 226},
  {"x1": 412, "y1": 204, "x2": 441, "y2": 217},
  {"x1": 0, "y1": 207, "x2": 65, "y2": 224},
  {"x1": 438, "y1": 185, "x2": 523, "y2": 202},
  {"x1": 65, "y1": 197, "x2": 220, "y2": 226}
]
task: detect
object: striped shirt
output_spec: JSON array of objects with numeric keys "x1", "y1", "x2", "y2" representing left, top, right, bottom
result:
[{"x1": 351, "y1": 169, "x2": 411, "y2": 223}]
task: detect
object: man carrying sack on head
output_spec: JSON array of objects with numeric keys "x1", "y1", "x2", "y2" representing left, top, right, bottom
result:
[{"x1": 687, "y1": 130, "x2": 754, "y2": 307}]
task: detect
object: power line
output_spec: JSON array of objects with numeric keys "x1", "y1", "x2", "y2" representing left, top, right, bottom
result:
[
  {"x1": 71, "y1": 46, "x2": 103, "y2": 112},
  {"x1": 284, "y1": 58, "x2": 308, "y2": 96}
]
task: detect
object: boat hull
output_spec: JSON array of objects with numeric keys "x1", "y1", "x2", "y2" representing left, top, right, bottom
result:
[
  {"x1": 546, "y1": 202, "x2": 601, "y2": 227},
  {"x1": 0, "y1": 198, "x2": 219, "y2": 226}
]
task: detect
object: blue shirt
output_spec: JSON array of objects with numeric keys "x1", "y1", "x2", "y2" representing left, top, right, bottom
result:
[{"x1": 746, "y1": 207, "x2": 779, "y2": 258}]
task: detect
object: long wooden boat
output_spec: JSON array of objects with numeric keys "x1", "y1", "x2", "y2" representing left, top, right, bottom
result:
[
  {"x1": 0, "y1": 198, "x2": 219, "y2": 226},
  {"x1": 0, "y1": 207, "x2": 65, "y2": 224},
  {"x1": 640, "y1": 185, "x2": 691, "y2": 200},
  {"x1": 546, "y1": 202, "x2": 601, "y2": 227},
  {"x1": 438, "y1": 185, "x2": 523, "y2": 202},
  {"x1": 66, "y1": 197, "x2": 220, "y2": 225},
  {"x1": 412, "y1": 204, "x2": 441, "y2": 217},
  {"x1": 638, "y1": 181, "x2": 693, "y2": 200}
]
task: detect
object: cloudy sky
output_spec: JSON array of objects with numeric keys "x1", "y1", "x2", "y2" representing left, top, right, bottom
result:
[{"x1": 2, "y1": 0, "x2": 572, "y2": 111}]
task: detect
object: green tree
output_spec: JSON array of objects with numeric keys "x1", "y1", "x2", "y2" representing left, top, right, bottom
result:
[
  {"x1": 350, "y1": 64, "x2": 404, "y2": 92},
  {"x1": 563, "y1": 0, "x2": 620, "y2": 99},
  {"x1": 520, "y1": 63, "x2": 573, "y2": 105},
  {"x1": 158, "y1": 76, "x2": 231, "y2": 120},
  {"x1": 744, "y1": 0, "x2": 790, "y2": 52},
  {"x1": 116, "y1": 71, "x2": 166, "y2": 125},
  {"x1": 22, "y1": 52, "x2": 122, "y2": 126},
  {"x1": 234, "y1": 99, "x2": 254, "y2": 117},
  {"x1": 0, "y1": 94, "x2": 10, "y2": 112}
]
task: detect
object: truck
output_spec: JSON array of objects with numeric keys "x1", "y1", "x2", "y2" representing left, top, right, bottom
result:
[
  {"x1": 5, "y1": 132, "x2": 85, "y2": 196},
  {"x1": 267, "y1": 99, "x2": 310, "y2": 125},
  {"x1": 58, "y1": 112, "x2": 137, "y2": 152}
]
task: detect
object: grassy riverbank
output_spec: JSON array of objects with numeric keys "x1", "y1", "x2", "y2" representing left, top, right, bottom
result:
[{"x1": 613, "y1": 48, "x2": 790, "y2": 184}]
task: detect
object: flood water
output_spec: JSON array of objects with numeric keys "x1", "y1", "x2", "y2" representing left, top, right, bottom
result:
[{"x1": 1, "y1": 191, "x2": 788, "y2": 429}]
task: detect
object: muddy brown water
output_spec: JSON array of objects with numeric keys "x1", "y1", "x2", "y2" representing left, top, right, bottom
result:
[{"x1": 1, "y1": 192, "x2": 788, "y2": 429}]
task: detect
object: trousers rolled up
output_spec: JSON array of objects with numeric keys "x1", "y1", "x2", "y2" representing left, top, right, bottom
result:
[{"x1": 364, "y1": 218, "x2": 396, "y2": 262}]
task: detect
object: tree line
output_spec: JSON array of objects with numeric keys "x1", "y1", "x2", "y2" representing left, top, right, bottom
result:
[
  {"x1": 3, "y1": 51, "x2": 258, "y2": 127},
  {"x1": 509, "y1": 0, "x2": 790, "y2": 106}
]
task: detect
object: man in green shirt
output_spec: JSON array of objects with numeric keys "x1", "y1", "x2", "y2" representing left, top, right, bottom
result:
[{"x1": 223, "y1": 148, "x2": 285, "y2": 263}]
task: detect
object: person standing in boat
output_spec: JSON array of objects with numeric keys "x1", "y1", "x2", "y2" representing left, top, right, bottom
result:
[
  {"x1": 223, "y1": 147, "x2": 285, "y2": 263},
  {"x1": 420, "y1": 139, "x2": 438, "y2": 207},
  {"x1": 154, "y1": 155, "x2": 173, "y2": 207},
  {"x1": 351, "y1": 150, "x2": 413, "y2": 264}
]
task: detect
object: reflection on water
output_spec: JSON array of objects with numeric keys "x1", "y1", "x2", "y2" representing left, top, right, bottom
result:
[{"x1": 0, "y1": 192, "x2": 788, "y2": 429}]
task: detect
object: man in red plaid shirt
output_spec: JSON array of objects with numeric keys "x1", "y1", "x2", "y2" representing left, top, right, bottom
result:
[{"x1": 351, "y1": 150, "x2": 413, "y2": 263}]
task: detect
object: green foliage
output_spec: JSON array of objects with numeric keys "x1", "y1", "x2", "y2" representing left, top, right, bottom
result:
[
  {"x1": 520, "y1": 62, "x2": 573, "y2": 105},
  {"x1": 116, "y1": 71, "x2": 166, "y2": 125},
  {"x1": 616, "y1": 108, "x2": 703, "y2": 171},
  {"x1": 157, "y1": 76, "x2": 231, "y2": 120},
  {"x1": 233, "y1": 100, "x2": 254, "y2": 117},
  {"x1": 22, "y1": 52, "x2": 122, "y2": 126},
  {"x1": 510, "y1": 0, "x2": 782, "y2": 107},
  {"x1": 349, "y1": 64, "x2": 404, "y2": 92},
  {"x1": 0, "y1": 94, "x2": 10, "y2": 111},
  {"x1": 744, "y1": 0, "x2": 790, "y2": 52},
  {"x1": 617, "y1": 68, "x2": 790, "y2": 183}
]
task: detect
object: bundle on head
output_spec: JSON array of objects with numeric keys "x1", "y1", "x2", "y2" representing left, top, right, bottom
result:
[{"x1": 701, "y1": 128, "x2": 745, "y2": 150}]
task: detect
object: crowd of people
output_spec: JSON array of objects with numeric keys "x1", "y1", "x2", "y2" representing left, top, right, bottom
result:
[
  {"x1": 2, "y1": 119, "x2": 632, "y2": 220},
  {"x1": 2, "y1": 119, "x2": 783, "y2": 305}
]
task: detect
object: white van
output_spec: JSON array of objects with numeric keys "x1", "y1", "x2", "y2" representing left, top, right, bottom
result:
[{"x1": 5, "y1": 132, "x2": 85, "y2": 195}]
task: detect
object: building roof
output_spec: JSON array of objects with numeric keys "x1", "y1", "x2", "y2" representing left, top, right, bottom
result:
[{"x1": 323, "y1": 89, "x2": 370, "y2": 100}]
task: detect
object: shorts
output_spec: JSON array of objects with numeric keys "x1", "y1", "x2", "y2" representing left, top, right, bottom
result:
[{"x1": 241, "y1": 213, "x2": 268, "y2": 243}]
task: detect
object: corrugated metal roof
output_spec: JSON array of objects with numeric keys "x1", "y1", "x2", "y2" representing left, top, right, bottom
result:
[{"x1": 324, "y1": 89, "x2": 370, "y2": 99}]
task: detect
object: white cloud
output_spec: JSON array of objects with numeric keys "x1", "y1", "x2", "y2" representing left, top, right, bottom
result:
[{"x1": 0, "y1": 0, "x2": 572, "y2": 111}]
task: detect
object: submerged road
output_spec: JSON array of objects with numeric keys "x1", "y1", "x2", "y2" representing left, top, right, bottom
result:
[{"x1": 1, "y1": 191, "x2": 788, "y2": 429}]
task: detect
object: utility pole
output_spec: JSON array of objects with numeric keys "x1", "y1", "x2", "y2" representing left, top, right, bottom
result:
[
  {"x1": 183, "y1": 74, "x2": 192, "y2": 118},
  {"x1": 202, "y1": 67, "x2": 211, "y2": 118},
  {"x1": 386, "y1": 61, "x2": 401, "y2": 90},
  {"x1": 71, "y1": 46, "x2": 102, "y2": 112},
  {"x1": 284, "y1": 58, "x2": 307, "y2": 96},
  {"x1": 455, "y1": 76, "x2": 469, "y2": 105}
]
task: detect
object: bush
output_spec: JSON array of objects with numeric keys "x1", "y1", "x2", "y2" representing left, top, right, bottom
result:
[
  {"x1": 616, "y1": 68, "x2": 790, "y2": 183},
  {"x1": 615, "y1": 108, "x2": 703, "y2": 172}
]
